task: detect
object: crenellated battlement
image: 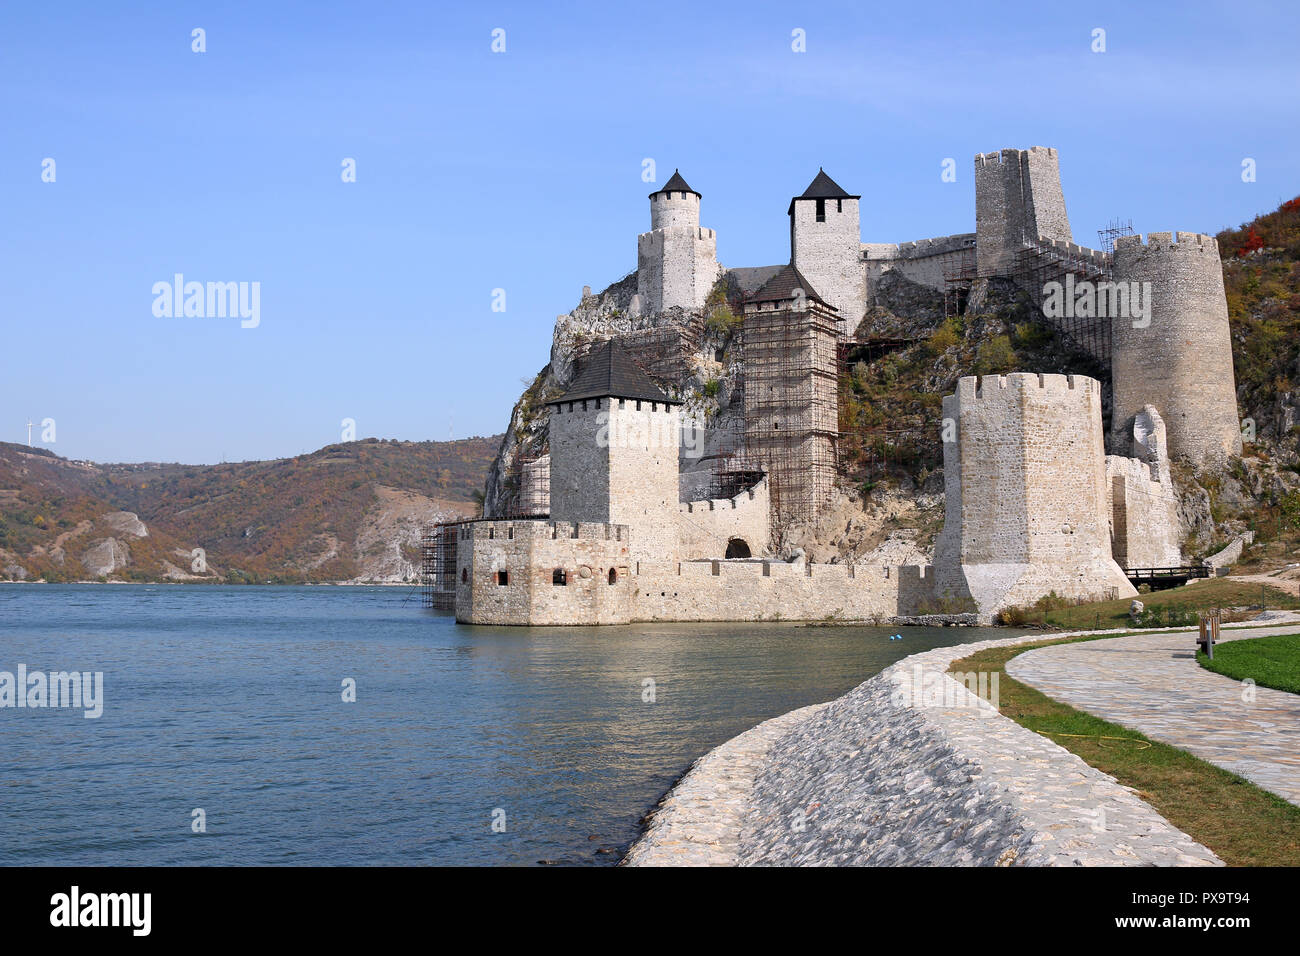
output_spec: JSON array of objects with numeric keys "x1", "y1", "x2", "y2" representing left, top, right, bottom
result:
[
  {"x1": 679, "y1": 475, "x2": 766, "y2": 515},
  {"x1": 1035, "y1": 237, "x2": 1111, "y2": 269},
  {"x1": 1113, "y1": 231, "x2": 1221, "y2": 261},
  {"x1": 975, "y1": 145, "x2": 1058, "y2": 166},
  {"x1": 862, "y1": 234, "x2": 977, "y2": 262},
  {"x1": 462, "y1": 519, "x2": 629, "y2": 543},
  {"x1": 629, "y1": 558, "x2": 937, "y2": 622},
  {"x1": 955, "y1": 372, "x2": 1100, "y2": 404}
]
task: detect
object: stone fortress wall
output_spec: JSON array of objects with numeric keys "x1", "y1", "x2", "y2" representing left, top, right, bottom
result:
[
  {"x1": 455, "y1": 520, "x2": 632, "y2": 626},
  {"x1": 1110, "y1": 232, "x2": 1243, "y2": 464},
  {"x1": 862, "y1": 234, "x2": 976, "y2": 301},
  {"x1": 632, "y1": 559, "x2": 933, "y2": 623},
  {"x1": 934, "y1": 373, "x2": 1136, "y2": 619},
  {"x1": 453, "y1": 514, "x2": 932, "y2": 626},
  {"x1": 1106, "y1": 404, "x2": 1182, "y2": 569},
  {"x1": 676, "y1": 477, "x2": 770, "y2": 561}
]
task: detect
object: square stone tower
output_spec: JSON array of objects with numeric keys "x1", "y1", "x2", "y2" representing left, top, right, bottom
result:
[
  {"x1": 635, "y1": 170, "x2": 720, "y2": 315},
  {"x1": 974, "y1": 147, "x2": 1072, "y2": 277},
  {"x1": 742, "y1": 264, "x2": 839, "y2": 530},
  {"x1": 933, "y1": 373, "x2": 1136, "y2": 619},
  {"x1": 546, "y1": 340, "x2": 682, "y2": 564},
  {"x1": 789, "y1": 169, "x2": 864, "y2": 340}
]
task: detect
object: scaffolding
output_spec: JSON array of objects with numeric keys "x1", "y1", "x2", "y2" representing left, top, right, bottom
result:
[
  {"x1": 1097, "y1": 218, "x2": 1136, "y2": 255},
  {"x1": 419, "y1": 521, "x2": 460, "y2": 610},
  {"x1": 571, "y1": 319, "x2": 703, "y2": 393},
  {"x1": 501, "y1": 451, "x2": 550, "y2": 518},
  {"x1": 739, "y1": 300, "x2": 839, "y2": 531},
  {"x1": 942, "y1": 249, "x2": 978, "y2": 320},
  {"x1": 1012, "y1": 242, "x2": 1114, "y2": 366}
]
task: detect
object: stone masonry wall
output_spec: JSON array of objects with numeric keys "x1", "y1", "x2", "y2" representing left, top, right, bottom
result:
[
  {"x1": 975, "y1": 147, "x2": 1071, "y2": 277},
  {"x1": 790, "y1": 196, "x2": 865, "y2": 339},
  {"x1": 862, "y1": 234, "x2": 976, "y2": 301},
  {"x1": 1106, "y1": 455, "x2": 1182, "y2": 568},
  {"x1": 1110, "y1": 232, "x2": 1243, "y2": 464},
  {"x1": 631, "y1": 560, "x2": 934, "y2": 623},
  {"x1": 677, "y1": 477, "x2": 771, "y2": 560},
  {"x1": 934, "y1": 373, "x2": 1135, "y2": 618},
  {"x1": 550, "y1": 398, "x2": 682, "y2": 565},
  {"x1": 455, "y1": 520, "x2": 632, "y2": 625},
  {"x1": 549, "y1": 399, "x2": 614, "y2": 525}
]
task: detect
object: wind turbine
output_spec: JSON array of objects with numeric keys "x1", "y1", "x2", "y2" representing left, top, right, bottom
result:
[{"x1": 26, "y1": 420, "x2": 33, "y2": 447}]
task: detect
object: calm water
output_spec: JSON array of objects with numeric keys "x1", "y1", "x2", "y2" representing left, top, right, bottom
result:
[{"x1": 0, "y1": 584, "x2": 1016, "y2": 866}]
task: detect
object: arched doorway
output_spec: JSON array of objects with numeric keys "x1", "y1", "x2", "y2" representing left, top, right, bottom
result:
[{"x1": 725, "y1": 538, "x2": 751, "y2": 559}]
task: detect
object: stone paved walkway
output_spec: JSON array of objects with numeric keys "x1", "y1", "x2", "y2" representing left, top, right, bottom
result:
[
  {"x1": 628, "y1": 628, "x2": 1223, "y2": 866},
  {"x1": 1007, "y1": 624, "x2": 1300, "y2": 806}
]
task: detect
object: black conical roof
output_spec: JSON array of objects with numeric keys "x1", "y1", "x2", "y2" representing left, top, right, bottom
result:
[
  {"x1": 787, "y1": 168, "x2": 859, "y2": 214},
  {"x1": 649, "y1": 169, "x2": 699, "y2": 198},
  {"x1": 550, "y1": 339, "x2": 680, "y2": 406},
  {"x1": 746, "y1": 263, "x2": 834, "y2": 309}
]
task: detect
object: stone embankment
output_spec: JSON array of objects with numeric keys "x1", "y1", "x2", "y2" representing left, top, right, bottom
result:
[{"x1": 625, "y1": 630, "x2": 1223, "y2": 867}]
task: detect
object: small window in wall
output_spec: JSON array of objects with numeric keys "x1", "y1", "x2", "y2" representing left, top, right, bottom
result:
[
  {"x1": 725, "y1": 538, "x2": 751, "y2": 559},
  {"x1": 608, "y1": 568, "x2": 618, "y2": 585},
  {"x1": 553, "y1": 568, "x2": 567, "y2": 586},
  {"x1": 836, "y1": 199, "x2": 843, "y2": 213},
  {"x1": 496, "y1": 571, "x2": 509, "y2": 586},
  {"x1": 815, "y1": 198, "x2": 826, "y2": 222},
  {"x1": 461, "y1": 569, "x2": 468, "y2": 583}
]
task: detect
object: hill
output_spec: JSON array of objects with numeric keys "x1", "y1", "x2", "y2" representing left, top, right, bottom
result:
[{"x1": 0, "y1": 436, "x2": 499, "y2": 584}]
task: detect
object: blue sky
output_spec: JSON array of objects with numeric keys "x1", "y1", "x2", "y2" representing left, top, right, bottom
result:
[{"x1": 4, "y1": 0, "x2": 1298, "y2": 464}]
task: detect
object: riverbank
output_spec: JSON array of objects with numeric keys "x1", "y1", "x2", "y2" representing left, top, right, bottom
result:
[{"x1": 625, "y1": 627, "x2": 1230, "y2": 866}]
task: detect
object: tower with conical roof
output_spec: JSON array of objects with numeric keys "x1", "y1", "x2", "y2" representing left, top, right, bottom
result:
[
  {"x1": 788, "y1": 168, "x2": 864, "y2": 340},
  {"x1": 546, "y1": 340, "x2": 683, "y2": 563},
  {"x1": 635, "y1": 170, "x2": 720, "y2": 315}
]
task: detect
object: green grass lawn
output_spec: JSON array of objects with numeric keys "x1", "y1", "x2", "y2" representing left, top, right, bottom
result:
[
  {"x1": 1199, "y1": 633, "x2": 1300, "y2": 695},
  {"x1": 1004, "y1": 577, "x2": 1300, "y2": 631},
  {"x1": 952, "y1": 634, "x2": 1300, "y2": 866}
]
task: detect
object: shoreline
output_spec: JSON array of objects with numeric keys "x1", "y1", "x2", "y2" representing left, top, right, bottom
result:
[{"x1": 624, "y1": 625, "x2": 1242, "y2": 867}]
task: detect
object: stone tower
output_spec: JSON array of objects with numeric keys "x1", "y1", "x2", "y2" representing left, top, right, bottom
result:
[
  {"x1": 974, "y1": 147, "x2": 1072, "y2": 277},
  {"x1": 546, "y1": 340, "x2": 682, "y2": 564},
  {"x1": 933, "y1": 373, "x2": 1135, "y2": 619},
  {"x1": 789, "y1": 169, "x2": 864, "y2": 340},
  {"x1": 742, "y1": 264, "x2": 839, "y2": 530},
  {"x1": 1110, "y1": 232, "x2": 1242, "y2": 464},
  {"x1": 635, "y1": 170, "x2": 720, "y2": 315}
]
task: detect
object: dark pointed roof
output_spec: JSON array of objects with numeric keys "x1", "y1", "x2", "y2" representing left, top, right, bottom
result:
[
  {"x1": 787, "y1": 168, "x2": 859, "y2": 215},
  {"x1": 649, "y1": 169, "x2": 699, "y2": 199},
  {"x1": 550, "y1": 340, "x2": 680, "y2": 406},
  {"x1": 746, "y1": 264, "x2": 834, "y2": 310}
]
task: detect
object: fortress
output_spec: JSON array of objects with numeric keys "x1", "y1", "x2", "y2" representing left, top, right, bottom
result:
[{"x1": 434, "y1": 146, "x2": 1242, "y2": 625}]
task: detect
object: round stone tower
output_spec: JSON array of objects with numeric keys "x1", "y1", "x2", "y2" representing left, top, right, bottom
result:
[
  {"x1": 650, "y1": 171, "x2": 701, "y2": 230},
  {"x1": 635, "y1": 169, "x2": 719, "y2": 315},
  {"x1": 933, "y1": 373, "x2": 1136, "y2": 620},
  {"x1": 1110, "y1": 232, "x2": 1242, "y2": 464}
]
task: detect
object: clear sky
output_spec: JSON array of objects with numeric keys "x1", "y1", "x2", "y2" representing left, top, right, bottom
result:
[{"x1": 4, "y1": 1, "x2": 1298, "y2": 464}]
